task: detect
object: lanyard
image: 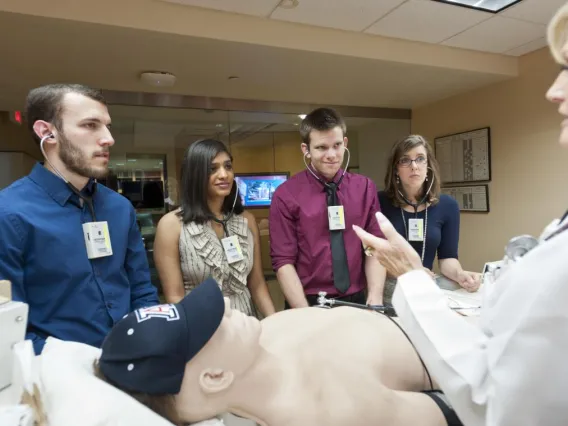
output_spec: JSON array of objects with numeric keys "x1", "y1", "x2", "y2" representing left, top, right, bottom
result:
[{"x1": 401, "y1": 207, "x2": 428, "y2": 264}]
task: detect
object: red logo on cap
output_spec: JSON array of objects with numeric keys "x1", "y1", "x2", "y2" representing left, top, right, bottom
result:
[{"x1": 135, "y1": 304, "x2": 180, "y2": 322}]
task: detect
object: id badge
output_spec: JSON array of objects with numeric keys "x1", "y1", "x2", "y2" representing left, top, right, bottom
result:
[
  {"x1": 328, "y1": 206, "x2": 346, "y2": 230},
  {"x1": 82, "y1": 221, "x2": 113, "y2": 259},
  {"x1": 408, "y1": 218, "x2": 424, "y2": 242},
  {"x1": 221, "y1": 235, "x2": 244, "y2": 264}
]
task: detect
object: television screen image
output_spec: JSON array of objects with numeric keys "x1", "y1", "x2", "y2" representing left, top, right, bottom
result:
[{"x1": 234, "y1": 173, "x2": 289, "y2": 208}]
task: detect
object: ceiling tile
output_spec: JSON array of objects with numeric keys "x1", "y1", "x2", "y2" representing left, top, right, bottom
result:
[
  {"x1": 158, "y1": 0, "x2": 282, "y2": 18},
  {"x1": 500, "y1": 0, "x2": 567, "y2": 25},
  {"x1": 442, "y1": 15, "x2": 545, "y2": 53},
  {"x1": 365, "y1": 0, "x2": 491, "y2": 44},
  {"x1": 269, "y1": 0, "x2": 406, "y2": 32},
  {"x1": 504, "y1": 37, "x2": 548, "y2": 56}
]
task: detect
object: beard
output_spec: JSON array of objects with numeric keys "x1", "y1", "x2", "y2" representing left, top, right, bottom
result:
[{"x1": 58, "y1": 131, "x2": 109, "y2": 180}]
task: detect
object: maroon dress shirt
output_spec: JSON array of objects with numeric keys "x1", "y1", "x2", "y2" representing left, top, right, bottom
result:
[{"x1": 269, "y1": 168, "x2": 384, "y2": 297}]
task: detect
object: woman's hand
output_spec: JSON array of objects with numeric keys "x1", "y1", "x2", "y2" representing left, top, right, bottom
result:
[
  {"x1": 456, "y1": 270, "x2": 482, "y2": 292},
  {"x1": 353, "y1": 212, "x2": 423, "y2": 278}
]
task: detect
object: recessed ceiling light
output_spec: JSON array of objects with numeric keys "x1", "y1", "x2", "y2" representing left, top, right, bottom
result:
[
  {"x1": 140, "y1": 71, "x2": 177, "y2": 87},
  {"x1": 278, "y1": 0, "x2": 299, "y2": 9},
  {"x1": 430, "y1": 0, "x2": 522, "y2": 13},
  {"x1": 298, "y1": 114, "x2": 306, "y2": 119}
]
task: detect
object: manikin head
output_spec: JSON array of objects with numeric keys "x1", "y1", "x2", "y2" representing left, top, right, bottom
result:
[
  {"x1": 383, "y1": 135, "x2": 441, "y2": 207},
  {"x1": 26, "y1": 84, "x2": 114, "y2": 185},
  {"x1": 95, "y1": 278, "x2": 262, "y2": 425},
  {"x1": 178, "y1": 139, "x2": 244, "y2": 225},
  {"x1": 300, "y1": 107, "x2": 348, "y2": 181},
  {"x1": 546, "y1": 2, "x2": 568, "y2": 149}
]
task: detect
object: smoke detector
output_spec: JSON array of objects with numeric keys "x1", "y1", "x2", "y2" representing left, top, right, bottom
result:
[
  {"x1": 140, "y1": 71, "x2": 177, "y2": 87},
  {"x1": 278, "y1": 0, "x2": 299, "y2": 9}
]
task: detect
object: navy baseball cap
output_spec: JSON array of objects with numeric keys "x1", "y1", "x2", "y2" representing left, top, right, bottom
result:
[{"x1": 98, "y1": 277, "x2": 225, "y2": 395}]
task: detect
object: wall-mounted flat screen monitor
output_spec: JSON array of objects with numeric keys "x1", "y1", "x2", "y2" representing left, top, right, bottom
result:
[{"x1": 234, "y1": 172, "x2": 290, "y2": 208}]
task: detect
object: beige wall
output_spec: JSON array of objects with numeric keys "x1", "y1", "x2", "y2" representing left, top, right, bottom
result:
[
  {"x1": 412, "y1": 47, "x2": 563, "y2": 272},
  {"x1": 357, "y1": 119, "x2": 411, "y2": 189}
]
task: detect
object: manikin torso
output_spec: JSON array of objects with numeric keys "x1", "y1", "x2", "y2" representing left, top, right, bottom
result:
[{"x1": 240, "y1": 306, "x2": 445, "y2": 426}]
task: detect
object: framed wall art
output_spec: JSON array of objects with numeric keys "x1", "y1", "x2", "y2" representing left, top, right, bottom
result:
[
  {"x1": 441, "y1": 184, "x2": 490, "y2": 213},
  {"x1": 434, "y1": 127, "x2": 491, "y2": 184}
]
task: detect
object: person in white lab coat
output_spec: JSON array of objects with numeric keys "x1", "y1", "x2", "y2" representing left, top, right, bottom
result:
[{"x1": 352, "y1": 3, "x2": 568, "y2": 426}]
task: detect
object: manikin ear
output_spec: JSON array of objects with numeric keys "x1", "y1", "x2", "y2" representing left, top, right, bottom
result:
[
  {"x1": 199, "y1": 368, "x2": 234, "y2": 394},
  {"x1": 32, "y1": 120, "x2": 57, "y2": 146},
  {"x1": 301, "y1": 143, "x2": 310, "y2": 158}
]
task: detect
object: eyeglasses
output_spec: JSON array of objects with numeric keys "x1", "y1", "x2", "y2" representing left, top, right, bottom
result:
[{"x1": 398, "y1": 156, "x2": 427, "y2": 167}]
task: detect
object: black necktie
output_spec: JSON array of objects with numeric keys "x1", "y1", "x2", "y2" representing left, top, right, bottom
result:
[{"x1": 326, "y1": 182, "x2": 350, "y2": 293}]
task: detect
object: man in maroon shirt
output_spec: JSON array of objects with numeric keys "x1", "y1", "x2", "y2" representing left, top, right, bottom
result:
[{"x1": 269, "y1": 107, "x2": 386, "y2": 308}]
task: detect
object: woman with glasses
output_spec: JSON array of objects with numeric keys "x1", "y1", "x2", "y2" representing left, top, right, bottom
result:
[{"x1": 378, "y1": 135, "x2": 480, "y2": 303}]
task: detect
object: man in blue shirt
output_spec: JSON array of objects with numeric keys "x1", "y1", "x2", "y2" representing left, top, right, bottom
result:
[{"x1": 0, "y1": 84, "x2": 160, "y2": 354}]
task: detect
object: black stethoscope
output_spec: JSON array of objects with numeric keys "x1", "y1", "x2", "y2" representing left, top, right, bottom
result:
[
  {"x1": 40, "y1": 134, "x2": 97, "y2": 221},
  {"x1": 303, "y1": 147, "x2": 351, "y2": 191},
  {"x1": 210, "y1": 182, "x2": 240, "y2": 238}
]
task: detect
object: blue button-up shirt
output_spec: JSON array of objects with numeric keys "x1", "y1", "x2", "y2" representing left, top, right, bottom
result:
[{"x1": 0, "y1": 164, "x2": 159, "y2": 354}]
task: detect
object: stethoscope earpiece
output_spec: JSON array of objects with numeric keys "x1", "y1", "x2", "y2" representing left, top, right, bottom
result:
[{"x1": 40, "y1": 133, "x2": 55, "y2": 145}]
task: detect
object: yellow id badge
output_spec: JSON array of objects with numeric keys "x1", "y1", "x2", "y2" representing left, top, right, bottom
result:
[
  {"x1": 408, "y1": 218, "x2": 424, "y2": 242},
  {"x1": 221, "y1": 235, "x2": 245, "y2": 264},
  {"x1": 328, "y1": 206, "x2": 346, "y2": 230},
  {"x1": 82, "y1": 221, "x2": 113, "y2": 259}
]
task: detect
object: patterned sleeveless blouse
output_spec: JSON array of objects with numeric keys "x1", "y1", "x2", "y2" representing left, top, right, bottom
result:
[{"x1": 178, "y1": 214, "x2": 258, "y2": 317}]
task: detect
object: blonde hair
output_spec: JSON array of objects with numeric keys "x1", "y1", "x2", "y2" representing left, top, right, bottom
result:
[{"x1": 548, "y1": 2, "x2": 568, "y2": 65}]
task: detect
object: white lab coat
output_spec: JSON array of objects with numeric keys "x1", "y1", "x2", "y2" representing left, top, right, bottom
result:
[{"x1": 393, "y1": 215, "x2": 568, "y2": 426}]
